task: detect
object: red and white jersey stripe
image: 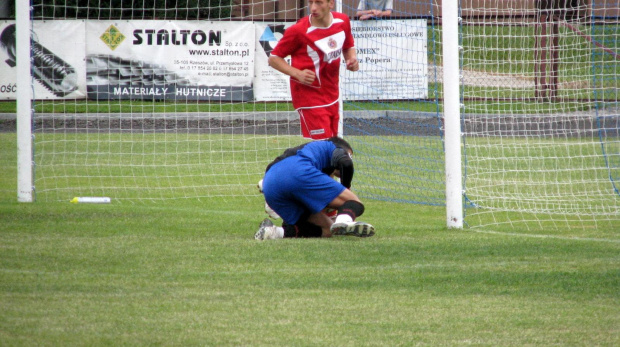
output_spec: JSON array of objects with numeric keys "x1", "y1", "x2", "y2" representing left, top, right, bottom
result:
[{"x1": 271, "y1": 12, "x2": 355, "y2": 109}]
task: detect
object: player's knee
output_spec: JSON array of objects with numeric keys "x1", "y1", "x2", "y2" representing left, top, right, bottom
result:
[{"x1": 338, "y1": 200, "x2": 365, "y2": 219}]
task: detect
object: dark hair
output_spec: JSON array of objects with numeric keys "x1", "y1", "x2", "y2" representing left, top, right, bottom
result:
[{"x1": 326, "y1": 136, "x2": 353, "y2": 153}]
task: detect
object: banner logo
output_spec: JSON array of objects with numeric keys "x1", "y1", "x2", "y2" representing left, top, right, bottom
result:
[
  {"x1": 258, "y1": 25, "x2": 286, "y2": 56},
  {"x1": 100, "y1": 25, "x2": 125, "y2": 50}
]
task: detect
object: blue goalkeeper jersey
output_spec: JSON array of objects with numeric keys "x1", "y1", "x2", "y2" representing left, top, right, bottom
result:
[{"x1": 262, "y1": 140, "x2": 353, "y2": 225}]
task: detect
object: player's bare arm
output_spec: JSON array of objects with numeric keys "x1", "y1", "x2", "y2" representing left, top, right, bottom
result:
[
  {"x1": 356, "y1": 9, "x2": 377, "y2": 17},
  {"x1": 268, "y1": 55, "x2": 316, "y2": 85},
  {"x1": 344, "y1": 48, "x2": 359, "y2": 72},
  {"x1": 356, "y1": 9, "x2": 391, "y2": 20}
]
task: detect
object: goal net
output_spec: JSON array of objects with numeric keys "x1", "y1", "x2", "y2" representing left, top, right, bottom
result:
[
  {"x1": 12, "y1": 1, "x2": 618, "y2": 232},
  {"x1": 11, "y1": 1, "x2": 444, "y2": 205},
  {"x1": 8, "y1": 0, "x2": 444, "y2": 205},
  {"x1": 460, "y1": 0, "x2": 620, "y2": 231},
  {"x1": 14, "y1": 3, "x2": 303, "y2": 202}
]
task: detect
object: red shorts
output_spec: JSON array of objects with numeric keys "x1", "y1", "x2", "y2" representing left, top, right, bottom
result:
[{"x1": 297, "y1": 103, "x2": 340, "y2": 140}]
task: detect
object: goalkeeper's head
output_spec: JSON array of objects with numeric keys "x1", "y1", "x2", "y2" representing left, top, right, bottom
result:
[{"x1": 326, "y1": 136, "x2": 353, "y2": 154}]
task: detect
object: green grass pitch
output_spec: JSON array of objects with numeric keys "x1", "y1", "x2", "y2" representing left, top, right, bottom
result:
[{"x1": 0, "y1": 132, "x2": 619, "y2": 345}]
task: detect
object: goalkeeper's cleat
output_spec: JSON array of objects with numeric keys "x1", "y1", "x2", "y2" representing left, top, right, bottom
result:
[
  {"x1": 330, "y1": 221, "x2": 375, "y2": 237},
  {"x1": 265, "y1": 202, "x2": 281, "y2": 220},
  {"x1": 254, "y1": 218, "x2": 278, "y2": 240}
]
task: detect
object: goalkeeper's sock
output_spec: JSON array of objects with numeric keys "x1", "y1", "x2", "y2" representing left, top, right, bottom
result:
[
  {"x1": 336, "y1": 201, "x2": 365, "y2": 223},
  {"x1": 334, "y1": 214, "x2": 353, "y2": 224},
  {"x1": 282, "y1": 221, "x2": 321, "y2": 238},
  {"x1": 275, "y1": 227, "x2": 284, "y2": 239}
]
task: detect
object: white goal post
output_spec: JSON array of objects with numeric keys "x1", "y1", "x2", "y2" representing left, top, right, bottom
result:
[
  {"x1": 15, "y1": 0, "x2": 33, "y2": 203},
  {"x1": 442, "y1": 0, "x2": 464, "y2": 228}
]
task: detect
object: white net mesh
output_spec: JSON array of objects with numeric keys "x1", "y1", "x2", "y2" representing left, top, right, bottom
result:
[
  {"x1": 460, "y1": 0, "x2": 620, "y2": 231},
  {"x1": 10, "y1": 1, "x2": 619, "y2": 232}
]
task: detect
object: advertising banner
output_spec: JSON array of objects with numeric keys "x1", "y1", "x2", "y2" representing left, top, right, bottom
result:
[
  {"x1": 0, "y1": 20, "x2": 87, "y2": 100},
  {"x1": 2, "y1": 19, "x2": 427, "y2": 102},
  {"x1": 85, "y1": 20, "x2": 255, "y2": 101},
  {"x1": 253, "y1": 19, "x2": 428, "y2": 102},
  {"x1": 342, "y1": 19, "x2": 428, "y2": 100},
  {"x1": 253, "y1": 22, "x2": 294, "y2": 102}
]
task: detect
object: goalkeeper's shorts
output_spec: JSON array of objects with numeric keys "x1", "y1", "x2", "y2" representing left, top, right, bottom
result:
[{"x1": 262, "y1": 156, "x2": 345, "y2": 225}]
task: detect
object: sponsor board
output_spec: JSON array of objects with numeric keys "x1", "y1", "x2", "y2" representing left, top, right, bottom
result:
[
  {"x1": 1, "y1": 19, "x2": 427, "y2": 102},
  {"x1": 85, "y1": 20, "x2": 255, "y2": 101},
  {"x1": 254, "y1": 19, "x2": 428, "y2": 102},
  {"x1": 342, "y1": 19, "x2": 428, "y2": 100},
  {"x1": 253, "y1": 22, "x2": 294, "y2": 102},
  {"x1": 0, "y1": 20, "x2": 87, "y2": 100}
]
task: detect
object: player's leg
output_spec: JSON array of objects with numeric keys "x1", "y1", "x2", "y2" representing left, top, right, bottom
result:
[
  {"x1": 255, "y1": 211, "x2": 326, "y2": 239},
  {"x1": 328, "y1": 189, "x2": 375, "y2": 237},
  {"x1": 281, "y1": 196, "x2": 374, "y2": 238},
  {"x1": 326, "y1": 102, "x2": 340, "y2": 138},
  {"x1": 279, "y1": 209, "x2": 338, "y2": 238},
  {"x1": 305, "y1": 211, "x2": 336, "y2": 237},
  {"x1": 256, "y1": 193, "x2": 374, "y2": 239},
  {"x1": 281, "y1": 221, "x2": 319, "y2": 238},
  {"x1": 287, "y1": 167, "x2": 375, "y2": 238},
  {"x1": 290, "y1": 172, "x2": 374, "y2": 238},
  {"x1": 264, "y1": 171, "x2": 339, "y2": 238}
]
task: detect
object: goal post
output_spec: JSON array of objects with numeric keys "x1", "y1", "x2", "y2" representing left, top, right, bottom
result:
[
  {"x1": 442, "y1": 0, "x2": 464, "y2": 228},
  {"x1": 15, "y1": 0, "x2": 33, "y2": 202}
]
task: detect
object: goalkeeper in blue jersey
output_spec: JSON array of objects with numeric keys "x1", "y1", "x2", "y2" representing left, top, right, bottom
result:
[{"x1": 254, "y1": 137, "x2": 375, "y2": 240}]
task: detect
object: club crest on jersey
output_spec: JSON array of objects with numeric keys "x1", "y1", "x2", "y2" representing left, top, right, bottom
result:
[
  {"x1": 315, "y1": 32, "x2": 346, "y2": 63},
  {"x1": 328, "y1": 38, "x2": 337, "y2": 49}
]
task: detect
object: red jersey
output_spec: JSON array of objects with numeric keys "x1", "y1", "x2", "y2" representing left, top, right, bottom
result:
[{"x1": 270, "y1": 12, "x2": 355, "y2": 109}]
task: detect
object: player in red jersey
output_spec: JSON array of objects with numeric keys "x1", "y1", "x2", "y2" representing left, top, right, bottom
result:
[{"x1": 268, "y1": 0, "x2": 359, "y2": 140}]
